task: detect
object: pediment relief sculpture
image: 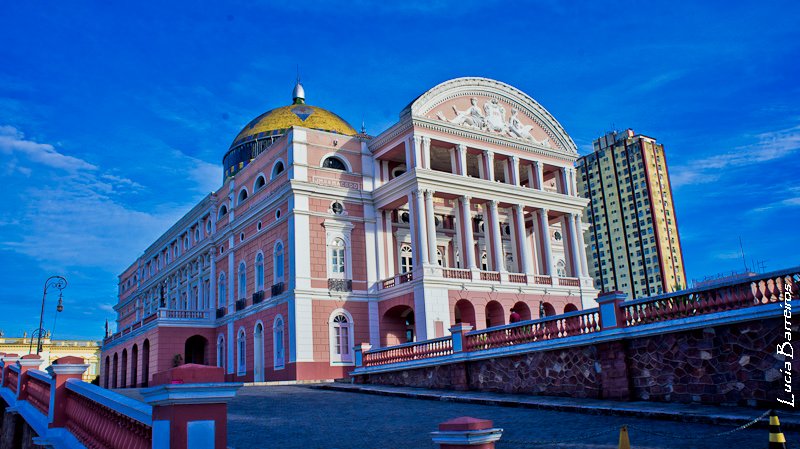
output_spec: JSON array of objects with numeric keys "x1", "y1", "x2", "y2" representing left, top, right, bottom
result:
[{"x1": 435, "y1": 97, "x2": 551, "y2": 147}]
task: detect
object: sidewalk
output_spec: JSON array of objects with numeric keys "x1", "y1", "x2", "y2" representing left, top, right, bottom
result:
[{"x1": 314, "y1": 383, "x2": 800, "y2": 430}]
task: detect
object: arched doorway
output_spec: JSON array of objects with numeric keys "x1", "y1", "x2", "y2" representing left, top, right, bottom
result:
[
  {"x1": 131, "y1": 344, "x2": 139, "y2": 388},
  {"x1": 120, "y1": 349, "x2": 128, "y2": 388},
  {"x1": 185, "y1": 335, "x2": 208, "y2": 365},
  {"x1": 104, "y1": 356, "x2": 110, "y2": 389},
  {"x1": 112, "y1": 353, "x2": 118, "y2": 389},
  {"x1": 254, "y1": 323, "x2": 264, "y2": 382},
  {"x1": 454, "y1": 299, "x2": 476, "y2": 327},
  {"x1": 142, "y1": 339, "x2": 150, "y2": 387},
  {"x1": 485, "y1": 301, "x2": 504, "y2": 328},
  {"x1": 564, "y1": 303, "x2": 578, "y2": 313},
  {"x1": 540, "y1": 302, "x2": 556, "y2": 318},
  {"x1": 512, "y1": 301, "x2": 532, "y2": 321},
  {"x1": 381, "y1": 305, "x2": 415, "y2": 346}
]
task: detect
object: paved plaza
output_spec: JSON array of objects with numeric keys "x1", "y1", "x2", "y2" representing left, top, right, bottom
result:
[{"x1": 226, "y1": 385, "x2": 799, "y2": 449}]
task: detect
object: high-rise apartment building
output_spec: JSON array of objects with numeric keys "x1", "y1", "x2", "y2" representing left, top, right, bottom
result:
[{"x1": 576, "y1": 129, "x2": 686, "y2": 299}]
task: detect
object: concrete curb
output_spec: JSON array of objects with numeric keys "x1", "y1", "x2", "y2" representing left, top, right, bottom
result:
[{"x1": 313, "y1": 383, "x2": 800, "y2": 431}]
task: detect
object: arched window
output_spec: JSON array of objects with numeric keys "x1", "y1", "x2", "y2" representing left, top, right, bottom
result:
[
  {"x1": 255, "y1": 253, "x2": 264, "y2": 291},
  {"x1": 218, "y1": 205, "x2": 228, "y2": 219},
  {"x1": 238, "y1": 262, "x2": 246, "y2": 299},
  {"x1": 330, "y1": 311, "x2": 354, "y2": 364},
  {"x1": 254, "y1": 175, "x2": 266, "y2": 192},
  {"x1": 238, "y1": 188, "x2": 248, "y2": 205},
  {"x1": 273, "y1": 315, "x2": 285, "y2": 369},
  {"x1": 328, "y1": 238, "x2": 346, "y2": 277},
  {"x1": 216, "y1": 335, "x2": 225, "y2": 368},
  {"x1": 322, "y1": 156, "x2": 347, "y2": 171},
  {"x1": 237, "y1": 329, "x2": 246, "y2": 376},
  {"x1": 271, "y1": 161, "x2": 285, "y2": 179},
  {"x1": 218, "y1": 272, "x2": 227, "y2": 307},
  {"x1": 274, "y1": 242, "x2": 285, "y2": 283},
  {"x1": 399, "y1": 244, "x2": 413, "y2": 273}
]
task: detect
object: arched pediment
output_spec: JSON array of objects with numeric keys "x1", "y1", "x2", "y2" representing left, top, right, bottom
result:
[{"x1": 402, "y1": 77, "x2": 577, "y2": 153}]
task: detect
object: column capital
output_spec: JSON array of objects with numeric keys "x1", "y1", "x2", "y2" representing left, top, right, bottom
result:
[
  {"x1": 484, "y1": 149, "x2": 495, "y2": 158},
  {"x1": 488, "y1": 199, "x2": 499, "y2": 207},
  {"x1": 456, "y1": 143, "x2": 467, "y2": 152},
  {"x1": 424, "y1": 189, "x2": 435, "y2": 199},
  {"x1": 511, "y1": 154, "x2": 520, "y2": 162},
  {"x1": 421, "y1": 135, "x2": 431, "y2": 145},
  {"x1": 461, "y1": 194, "x2": 472, "y2": 202}
]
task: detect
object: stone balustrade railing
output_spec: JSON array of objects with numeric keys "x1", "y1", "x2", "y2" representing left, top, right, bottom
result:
[
  {"x1": 0, "y1": 355, "x2": 241, "y2": 449},
  {"x1": 24, "y1": 370, "x2": 52, "y2": 415},
  {"x1": 622, "y1": 268, "x2": 799, "y2": 327},
  {"x1": 378, "y1": 268, "x2": 583, "y2": 291},
  {"x1": 354, "y1": 266, "x2": 800, "y2": 372},
  {"x1": 465, "y1": 308, "x2": 600, "y2": 352},
  {"x1": 363, "y1": 336, "x2": 453, "y2": 367}
]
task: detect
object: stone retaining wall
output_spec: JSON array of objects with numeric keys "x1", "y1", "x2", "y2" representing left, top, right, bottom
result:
[{"x1": 358, "y1": 317, "x2": 799, "y2": 408}]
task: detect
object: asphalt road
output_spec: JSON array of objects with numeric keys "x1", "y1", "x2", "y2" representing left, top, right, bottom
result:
[{"x1": 226, "y1": 385, "x2": 796, "y2": 448}]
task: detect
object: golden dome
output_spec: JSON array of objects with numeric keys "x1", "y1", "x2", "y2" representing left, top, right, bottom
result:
[{"x1": 229, "y1": 103, "x2": 357, "y2": 148}]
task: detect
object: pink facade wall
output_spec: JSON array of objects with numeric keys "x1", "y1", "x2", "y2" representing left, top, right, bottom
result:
[{"x1": 447, "y1": 291, "x2": 581, "y2": 330}]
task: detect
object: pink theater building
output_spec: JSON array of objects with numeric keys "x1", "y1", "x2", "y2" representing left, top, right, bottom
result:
[{"x1": 100, "y1": 77, "x2": 597, "y2": 387}]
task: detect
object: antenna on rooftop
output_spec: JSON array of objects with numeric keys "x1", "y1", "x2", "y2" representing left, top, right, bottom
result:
[{"x1": 738, "y1": 236, "x2": 748, "y2": 272}]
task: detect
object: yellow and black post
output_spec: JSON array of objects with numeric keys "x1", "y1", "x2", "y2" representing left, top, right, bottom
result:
[
  {"x1": 618, "y1": 425, "x2": 631, "y2": 449},
  {"x1": 770, "y1": 409, "x2": 788, "y2": 449}
]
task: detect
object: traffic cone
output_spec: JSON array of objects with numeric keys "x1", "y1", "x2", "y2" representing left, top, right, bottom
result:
[
  {"x1": 770, "y1": 409, "x2": 788, "y2": 448},
  {"x1": 618, "y1": 425, "x2": 631, "y2": 449}
]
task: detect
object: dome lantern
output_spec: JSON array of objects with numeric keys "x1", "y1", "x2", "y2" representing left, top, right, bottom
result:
[{"x1": 292, "y1": 80, "x2": 305, "y2": 104}]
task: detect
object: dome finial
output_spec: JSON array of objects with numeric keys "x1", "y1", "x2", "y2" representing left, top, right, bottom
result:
[{"x1": 292, "y1": 66, "x2": 305, "y2": 104}]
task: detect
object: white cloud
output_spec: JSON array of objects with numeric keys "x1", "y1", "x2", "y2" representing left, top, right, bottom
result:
[
  {"x1": 0, "y1": 126, "x2": 198, "y2": 272},
  {"x1": 0, "y1": 126, "x2": 98, "y2": 172},
  {"x1": 671, "y1": 123, "x2": 800, "y2": 187}
]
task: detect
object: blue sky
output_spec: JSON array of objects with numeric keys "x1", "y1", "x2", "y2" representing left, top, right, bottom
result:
[{"x1": 1, "y1": 1, "x2": 798, "y2": 340}]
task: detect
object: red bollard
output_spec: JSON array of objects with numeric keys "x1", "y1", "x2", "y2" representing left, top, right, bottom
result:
[{"x1": 431, "y1": 416, "x2": 503, "y2": 449}]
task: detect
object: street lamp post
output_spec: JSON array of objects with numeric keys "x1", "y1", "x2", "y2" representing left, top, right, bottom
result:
[{"x1": 37, "y1": 275, "x2": 66, "y2": 355}]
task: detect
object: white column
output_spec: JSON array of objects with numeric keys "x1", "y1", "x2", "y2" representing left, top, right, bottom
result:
[
  {"x1": 448, "y1": 148, "x2": 457, "y2": 174},
  {"x1": 411, "y1": 135, "x2": 423, "y2": 169},
  {"x1": 539, "y1": 209, "x2": 553, "y2": 275},
  {"x1": 568, "y1": 213, "x2": 583, "y2": 277},
  {"x1": 570, "y1": 168, "x2": 578, "y2": 197},
  {"x1": 461, "y1": 196, "x2": 476, "y2": 269},
  {"x1": 375, "y1": 208, "x2": 387, "y2": 280},
  {"x1": 485, "y1": 151, "x2": 495, "y2": 182},
  {"x1": 412, "y1": 190, "x2": 429, "y2": 265},
  {"x1": 368, "y1": 301, "x2": 380, "y2": 347},
  {"x1": 533, "y1": 160, "x2": 544, "y2": 190},
  {"x1": 456, "y1": 144, "x2": 468, "y2": 176},
  {"x1": 560, "y1": 168, "x2": 570, "y2": 195},
  {"x1": 453, "y1": 205, "x2": 463, "y2": 268},
  {"x1": 514, "y1": 205, "x2": 532, "y2": 274},
  {"x1": 404, "y1": 138, "x2": 412, "y2": 168},
  {"x1": 198, "y1": 276, "x2": 204, "y2": 310},
  {"x1": 573, "y1": 213, "x2": 590, "y2": 277},
  {"x1": 424, "y1": 190, "x2": 438, "y2": 266},
  {"x1": 385, "y1": 210, "x2": 395, "y2": 276},
  {"x1": 209, "y1": 253, "x2": 216, "y2": 310},
  {"x1": 511, "y1": 155, "x2": 521, "y2": 186},
  {"x1": 476, "y1": 153, "x2": 485, "y2": 179},
  {"x1": 488, "y1": 200, "x2": 505, "y2": 272},
  {"x1": 422, "y1": 136, "x2": 431, "y2": 169},
  {"x1": 364, "y1": 204, "x2": 379, "y2": 292}
]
